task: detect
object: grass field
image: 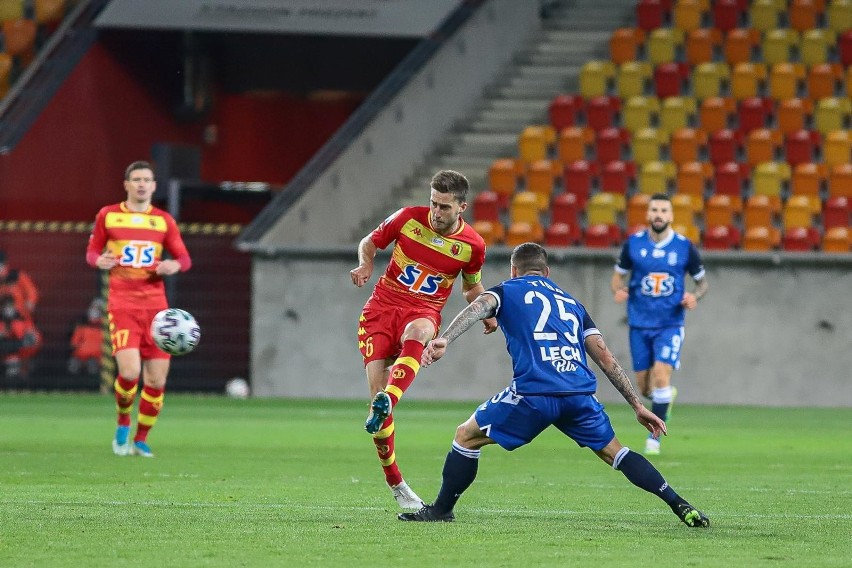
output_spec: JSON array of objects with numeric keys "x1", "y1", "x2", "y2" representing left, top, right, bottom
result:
[{"x1": 1, "y1": 394, "x2": 850, "y2": 567}]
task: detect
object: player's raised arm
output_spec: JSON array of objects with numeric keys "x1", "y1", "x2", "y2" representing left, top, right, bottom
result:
[
  {"x1": 422, "y1": 293, "x2": 498, "y2": 366},
  {"x1": 462, "y1": 280, "x2": 498, "y2": 334},
  {"x1": 350, "y1": 234, "x2": 377, "y2": 287}
]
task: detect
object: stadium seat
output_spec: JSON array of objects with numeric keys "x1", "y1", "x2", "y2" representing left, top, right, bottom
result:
[
  {"x1": 648, "y1": 28, "x2": 684, "y2": 65},
  {"x1": 558, "y1": 126, "x2": 594, "y2": 164},
  {"x1": 586, "y1": 192, "x2": 626, "y2": 225},
  {"x1": 752, "y1": 161, "x2": 790, "y2": 211},
  {"x1": 686, "y1": 28, "x2": 722, "y2": 66},
  {"x1": 510, "y1": 191, "x2": 541, "y2": 226},
  {"x1": 823, "y1": 196, "x2": 850, "y2": 229},
  {"x1": 585, "y1": 96, "x2": 621, "y2": 131},
  {"x1": 551, "y1": 192, "x2": 581, "y2": 227},
  {"x1": 617, "y1": 61, "x2": 652, "y2": 99},
  {"x1": 0, "y1": 0, "x2": 23, "y2": 21},
  {"x1": 623, "y1": 96, "x2": 660, "y2": 133},
  {"x1": 705, "y1": 194, "x2": 739, "y2": 227},
  {"x1": 525, "y1": 160, "x2": 560, "y2": 209},
  {"x1": 672, "y1": 193, "x2": 699, "y2": 226},
  {"x1": 737, "y1": 97, "x2": 774, "y2": 134},
  {"x1": 724, "y1": 28, "x2": 761, "y2": 65},
  {"x1": 549, "y1": 94, "x2": 585, "y2": 130},
  {"x1": 806, "y1": 64, "x2": 842, "y2": 102},
  {"x1": 708, "y1": 129, "x2": 741, "y2": 165},
  {"x1": 673, "y1": 0, "x2": 704, "y2": 32},
  {"x1": 35, "y1": 0, "x2": 67, "y2": 27},
  {"x1": 670, "y1": 128, "x2": 706, "y2": 165},
  {"x1": 790, "y1": 162, "x2": 825, "y2": 211},
  {"x1": 712, "y1": 0, "x2": 744, "y2": 33},
  {"x1": 840, "y1": 30, "x2": 852, "y2": 67},
  {"x1": 489, "y1": 158, "x2": 521, "y2": 208},
  {"x1": 814, "y1": 98, "x2": 852, "y2": 135},
  {"x1": 693, "y1": 62, "x2": 729, "y2": 100},
  {"x1": 827, "y1": 0, "x2": 852, "y2": 33},
  {"x1": 846, "y1": 67, "x2": 852, "y2": 98},
  {"x1": 505, "y1": 221, "x2": 543, "y2": 246},
  {"x1": 519, "y1": 126, "x2": 556, "y2": 164},
  {"x1": 600, "y1": 160, "x2": 636, "y2": 195},
  {"x1": 762, "y1": 29, "x2": 800, "y2": 66},
  {"x1": 472, "y1": 190, "x2": 500, "y2": 223},
  {"x1": 610, "y1": 28, "x2": 646, "y2": 65},
  {"x1": 782, "y1": 226, "x2": 817, "y2": 251},
  {"x1": 654, "y1": 62, "x2": 689, "y2": 98},
  {"x1": 660, "y1": 96, "x2": 696, "y2": 134},
  {"x1": 713, "y1": 161, "x2": 749, "y2": 211},
  {"x1": 703, "y1": 224, "x2": 741, "y2": 249},
  {"x1": 744, "y1": 128, "x2": 782, "y2": 167},
  {"x1": 636, "y1": 0, "x2": 666, "y2": 32},
  {"x1": 677, "y1": 161, "x2": 713, "y2": 198},
  {"x1": 801, "y1": 29, "x2": 835, "y2": 66},
  {"x1": 633, "y1": 128, "x2": 666, "y2": 165},
  {"x1": 741, "y1": 225, "x2": 776, "y2": 250},
  {"x1": 821, "y1": 226, "x2": 851, "y2": 252},
  {"x1": 563, "y1": 160, "x2": 596, "y2": 206},
  {"x1": 0, "y1": 53, "x2": 11, "y2": 99},
  {"x1": 731, "y1": 63, "x2": 767, "y2": 100},
  {"x1": 776, "y1": 98, "x2": 813, "y2": 135},
  {"x1": 699, "y1": 97, "x2": 735, "y2": 131},
  {"x1": 626, "y1": 193, "x2": 652, "y2": 227},
  {"x1": 580, "y1": 61, "x2": 617, "y2": 99},
  {"x1": 2, "y1": 19, "x2": 37, "y2": 66},
  {"x1": 583, "y1": 223, "x2": 622, "y2": 248},
  {"x1": 637, "y1": 160, "x2": 676, "y2": 194},
  {"x1": 544, "y1": 222, "x2": 577, "y2": 247},
  {"x1": 595, "y1": 127, "x2": 630, "y2": 164},
  {"x1": 784, "y1": 129, "x2": 820, "y2": 167},
  {"x1": 782, "y1": 195, "x2": 818, "y2": 231},
  {"x1": 749, "y1": 0, "x2": 782, "y2": 32},
  {"x1": 823, "y1": 130, "x2": 852, "y2": 168},
  {"x1": 472, "y1": 219, "x2": 505, "y2": 246},
  {"x1": 828, "y1": 164, "x2": 852, "y2": 198},
  {"x1": 789, "y1": 0, "x2": 819, "y2": 32},
  {"x1": 768, "y1": 63, "x2": 805, "y2": 101}
]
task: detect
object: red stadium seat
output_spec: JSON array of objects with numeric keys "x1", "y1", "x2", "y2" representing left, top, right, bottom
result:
[
  {"x1": 823, "y1": 196, "x2": 850, "y2": 229},
  {"x1": 737, "y1": 97, "x2": 773, "y2": 135},
  {"x1": 549, "y1": 94, "x2": 585, "y2": 131},
  {"x1": 472, "y1": 190, "x2": 500, "y2": 223},
  {"x1": 585, "y1": 96, "x2": 621, "y2": 131},
  {"x1": 583, "y1": 223, "x2": 622, "y2": 248},
  {"x1": 784, "y1": 130, "x2": 820, "y2": 167},
  {"x1": 703, "y1": 224, "x2": 741, "y2": 249},
  {"x1": 636, "y1": 0, "x2": 666, "y2": 32},
  {"x1": 595, "y1": 127, "x2": 630, "y2": 164},
  {"x1": 713, "y1": 161, "x2": 749, "y2": 211},
  {"x1": 708, "y1": 129, "x2": 741, "y2": 165},
  {"x1": 563, "y1": 160, "x2": 597, "y2": 207},
  {"x1": 782, "y1": 227, "x2": 817, "y2": 251},
  {"x1": 654, "y1": 62, "x2": 689, "y2": 98},
  {"x1": 840, "y1": 30, "x2": 852, "y2": 67},
  {"x1": 544, "y1": 222, "x2": 577, "y2": 247},
  {"x1": 551, "y1": 192, "x2": 581, "y2": 228},
  {"x1": 712, "y1": 0, "x2": 744, "y2": 33}
]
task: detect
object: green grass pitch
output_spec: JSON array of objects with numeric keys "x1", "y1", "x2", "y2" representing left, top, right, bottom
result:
[{"x1": 1, "y1": 394, "x2": 849, "y2": 567}]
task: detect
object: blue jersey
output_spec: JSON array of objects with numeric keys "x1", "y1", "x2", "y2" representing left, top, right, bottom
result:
[
  {"x1": 615, "y1": 229, "x2": 705, "y2": 329},
  {"x1": 485, "y1": 275, "x2": 601, "y2": 396}
]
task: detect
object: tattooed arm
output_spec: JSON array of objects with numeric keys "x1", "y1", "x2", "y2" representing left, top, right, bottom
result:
[
  {"x1": 421, "y1": 293, "x2": 498, "y2": 367},
  {"x1": 585, "y1": 333, "x2": 667, "y2": 438}
]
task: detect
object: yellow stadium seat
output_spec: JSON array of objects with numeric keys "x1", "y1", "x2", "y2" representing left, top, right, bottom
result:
[
  {"x1": 616, "y1": 61, "x2": 652, "y2": 99},
  {"x1": 823, "y1": 130, "x2": 852, "y2": 168},
  {"x1": 674, "y1": 0, "x2": 705, "y2": 32},
  {"x1": 827, "y1": 0, "x2": 852, "y2": 33},
  {"x1": 638, "y1": 161, "x2": 677, "y2": 195},
  {"x1": 648, "y1": 28, "x2": 684, "y2": 65},
  {"x1": 752, "y1": 162, "x2": 791, "y2": 211},
  {"x1": 518, "y1": 125, "x2": 556, "y2": 164},
  {"x1": 814, "y1": 98, "x2": 852, "y2": 135},
  {"x1": 761, "y1": 28, "x2": 800, "y2": 66},
  {"x1": 659, "y1": 96, "x2": 697, "y2": 135},
  {"x1": 505, "y1": 221, "x2": 544, "y2": 246},
  {"x1": 731, "y1": 63, "x2": 767, "y2": 100},
  {"x1": 35, "y1": 0, "x2": 67, "y2": 25},
  {"x1": 580, "y1": 61, "x2": 617, "y2": 99},
  {"x1": 0, "y1": 0, "x2": 23, "y2": 21},
  {"x1": 782, "y1": 195, "x2": 816, "y2": 231},
  {"x1": 586, "y1": 192, "x2": 626, "y2": 225},
  {"x1": 510, "y1": 191, "x2": 541, "y2": 226},
  {"x1": 801, "y1": 29, "x2": 836, "y2": 66},
  {"x1": 623, "y1": 96, "x2": 660, "y2": 133},
  {"x1": 672, "y1": 193, "x2": 700, "y2": 225},
  {"x1": 749, "y1": 0, "x2": 782, "y2": 33},
  {"x1": 693, "y1": 62, "x2": 730, "y2": 100},
  {"x1": 768, "y1": 63, "x2": 806, "y2": 101},
  {"x1": 673, "y1": 222, "x2": 701, "y2": 243},
  {"x1": 632, "y1": 128, "x2": 667, "y2": 165},
  {"x1": 472, "y1": 220, "x2": 505, "y2": 246}
]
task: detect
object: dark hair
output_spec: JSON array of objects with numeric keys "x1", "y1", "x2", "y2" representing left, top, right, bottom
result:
[
  {"x1": 649, "y1": 192, "x2": 670, "y2": 202},
  {"x1": 125, "y1": 161, "x2": 155, "y2": 181},
  {"x1": 511, "y1": 242, "x2": 548, "y2": 274},
  {"x1": 430, "y1": 170, "x2": 469, "y2": 203}
]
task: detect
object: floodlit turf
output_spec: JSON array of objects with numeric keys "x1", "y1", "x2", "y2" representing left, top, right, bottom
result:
[{"x1": 0, "y1": 394, "x2": 849, "y2": 567}]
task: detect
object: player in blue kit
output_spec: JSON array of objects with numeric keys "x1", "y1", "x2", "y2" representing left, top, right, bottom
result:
[
  {"x1": 611, "y1": 193, "x2": 708, "y2": 455},
  {"x1": 399, "y1": 243, "x2": 709, "y2": 528}
]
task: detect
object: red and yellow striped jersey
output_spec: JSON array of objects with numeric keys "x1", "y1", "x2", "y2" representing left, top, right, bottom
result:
[
  {"x1": 86, "y1": 202, "x2": 190, "y2": 311},
  {"x1": 370, "y1": 206, "x2": 486, "y2": 309}
]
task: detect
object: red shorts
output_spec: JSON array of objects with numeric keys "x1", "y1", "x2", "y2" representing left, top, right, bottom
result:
[
  {"x1": 358, "y1": 295, "x2": 441, "y2": 365},
  {"x1": 108, "y1": 307, "x2": 170, "y2": 360}
]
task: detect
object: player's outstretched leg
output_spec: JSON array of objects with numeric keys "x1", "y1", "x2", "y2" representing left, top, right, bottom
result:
[
  {"x1": 390, "y1": 480, "x2": 424, "y2": 510},
  {"x1": 365, "y1": 391, "x2": 391, "y2": 434},
  {"x1": 673, "y1": 502, "x2": 710, "y2": 527},
  {"x1": 398, "y1": 504, "x2": 455, "y2": 522}
]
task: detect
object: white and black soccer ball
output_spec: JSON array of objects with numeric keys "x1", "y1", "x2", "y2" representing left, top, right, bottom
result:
[
  {"x1": 150, "y1": 308, "x2": 200, "y2": 356},
  {"x1": 225, "y1": 377, "x2": 250, "y2": 399}
]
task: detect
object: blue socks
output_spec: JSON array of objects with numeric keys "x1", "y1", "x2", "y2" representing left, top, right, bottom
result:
[
  {"x1": 613, "y1": 447, "x2": 681, "y2": 506},
  {"x1": 433, "y1": 442, "x2": 480, "y2": 514}
]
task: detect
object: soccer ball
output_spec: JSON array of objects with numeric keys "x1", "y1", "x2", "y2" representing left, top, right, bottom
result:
[
  {"x1": 150, "y1": 308, "x2": 200, "y2": 356},
  {"x1": 225, "y1": 377, "x2": 250, "y2": 399}
]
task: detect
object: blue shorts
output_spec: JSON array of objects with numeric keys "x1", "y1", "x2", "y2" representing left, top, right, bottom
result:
[
  {"x1": 473, "y1": 387, "x2": 616, "y2": 452},
  {"x1": 628, "y1": 326, "x2": 685, "y2": 372}
]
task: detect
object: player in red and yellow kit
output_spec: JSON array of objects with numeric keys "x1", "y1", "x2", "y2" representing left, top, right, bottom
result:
[
  {"x1": 350, "y1": 170, "x2": 497, "y2": 509},
  {"x1": 86, "y1": 161, "x2": 191, "y2": 458}
]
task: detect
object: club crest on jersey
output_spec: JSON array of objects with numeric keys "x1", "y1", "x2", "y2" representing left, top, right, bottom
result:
[
  {"x1": 398, "y1": 263, "x2": 444, "y2": 294},
  {"x1": 450, "y1": 243, "x2": 461, "y2": 256},
  {"x1": 641, "y1": 272, "x2": 675, "y2": 297}
]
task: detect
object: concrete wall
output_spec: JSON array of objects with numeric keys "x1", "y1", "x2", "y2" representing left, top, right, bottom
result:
[{"x1": 250, "y1": 249, "x2": 852, "y2": 407}]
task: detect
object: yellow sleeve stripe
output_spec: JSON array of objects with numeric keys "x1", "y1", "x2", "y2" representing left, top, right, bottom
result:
[{"x1": 395, "y1": 356, "x2": 421, "y2": 374}]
